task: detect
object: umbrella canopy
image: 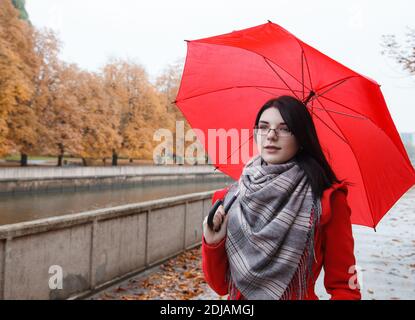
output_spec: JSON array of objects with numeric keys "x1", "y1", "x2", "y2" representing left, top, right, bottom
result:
[{"x1": 175, "y1": 21, "x2": 415, "y2": 228}]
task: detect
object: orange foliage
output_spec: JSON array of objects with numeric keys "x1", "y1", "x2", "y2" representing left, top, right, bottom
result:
[
  {"x1": 0, "y1": 3, "x2": 187, "y2": 164},
  {"x1": 0, "y1": 0, "x2": 38, "y2": 156}
]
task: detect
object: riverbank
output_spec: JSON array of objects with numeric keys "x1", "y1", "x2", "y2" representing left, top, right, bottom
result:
[
  {"x1": 0, "y1": 178, "x2": 231, "y2": 225},
  {"x1": 0, "y1": 165, "x2": 226, "y2": 194}
]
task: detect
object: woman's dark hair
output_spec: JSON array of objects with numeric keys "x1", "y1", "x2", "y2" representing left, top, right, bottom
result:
[{"x1": 254, "y1": 95, "x2": 351, "y2": 200}]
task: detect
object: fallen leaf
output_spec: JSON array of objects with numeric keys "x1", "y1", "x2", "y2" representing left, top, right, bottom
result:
[{"x1": 116, "y1": 286, "x2": 127, "y2": 292}]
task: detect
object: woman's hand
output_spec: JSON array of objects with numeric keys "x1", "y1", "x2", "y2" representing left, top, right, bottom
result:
[{"x1": 203, "y1": 204, "x2": 229, "y2": 245}]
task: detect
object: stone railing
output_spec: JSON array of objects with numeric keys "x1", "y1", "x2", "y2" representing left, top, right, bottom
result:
[
  {"x1": 0, "y1": 190, "x2": 216, "y2": 299},
  {"x1": 0, "y1": 165, "x2": 226, "y2": 193}
]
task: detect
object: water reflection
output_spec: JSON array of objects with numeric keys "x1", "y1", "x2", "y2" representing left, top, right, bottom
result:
[{"x1": 0, "y1": 177, "x2": 233, "y2": 226}]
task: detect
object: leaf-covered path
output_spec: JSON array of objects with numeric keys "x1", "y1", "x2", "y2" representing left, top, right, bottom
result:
[{"x1": 88, "y1": 246, "x2": 226, "y2": 300}]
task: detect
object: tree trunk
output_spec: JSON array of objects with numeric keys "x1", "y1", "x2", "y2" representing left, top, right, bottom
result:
[
  {"x1": 129, "y1": 158, "x2": 133, "y2": 163},
  {"x1": 82, "y1": 158, "x2": 88, "y2": 166},
  {"x1": 20, "y1": 153, "x2": 28, "y2": 167},
  {"x1": 112, "y1": 150, "x2": 118, "y2": 166},
  {"x1": 57, "y1": 143, "x2": 65, "y2": 167},
  {"x1": 57, "y1": 155, "x2": 63, "y2": 167}
]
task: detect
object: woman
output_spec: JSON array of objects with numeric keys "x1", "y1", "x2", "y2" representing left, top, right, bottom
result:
[{"x1": 201, "y1": 95, "x2": 361, "y2": 300}]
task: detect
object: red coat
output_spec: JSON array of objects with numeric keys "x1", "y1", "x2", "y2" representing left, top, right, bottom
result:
[{"x1": 201, "y1": 181, "x2": 362, "y2": 300}]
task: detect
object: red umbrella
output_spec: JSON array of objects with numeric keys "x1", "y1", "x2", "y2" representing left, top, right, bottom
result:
[{"x1": 175, "y1": 21, "x2": 415, "y2": 228}]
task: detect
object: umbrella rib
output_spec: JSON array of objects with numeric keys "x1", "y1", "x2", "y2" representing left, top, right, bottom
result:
[
  {"x1": 219, "y1": 132, "x2": 255, "y2": 167},
  {"x1": 286, "y1": 33, "x2": 314, "y2": 91},
  {"x1": 317, "y1": 76, "x2": 359, "y2": 92},
  {"x1": 315, "y1": 96, "x2": 375, "y2": 228},
  {"x1": 318, "y1": 95, "x2": 371, "y2": 121},
  {"x1": 301, "y1": 48, "x2": 314, "y2": 90},
  {"x1": 307, "y1": 76, "x2": 359, "y2": 105},
  {"x1": 305, "y1": 106, "x2": 350, "y2": 145},
  {"x1": 247, "y1": 44, "x2": 312, "y2": 93},
  {"x1": 314, "y1": 79, "x2": 349, "y2": 100},
  {"x1": 276, "y1": 26, "x2": 314, "y2": 91},
  {"x1": 318, "y1": 94, "x2": 414, "y2": 169},
  {"x1": 175, "y1": 86, "x2": 303, "y2": 103},
  {"x1": 263, "y1": 58, "x2": 302, "y2": 100},
  {"x1": 307, "y1": 105, "x2": 368, "y2": 120},
  {"x1": 254, "y1": 87, "x2": 303, "y2": 97},
  {"x1": 301, "y1": 51, "x2": 305, "y2": 100}
]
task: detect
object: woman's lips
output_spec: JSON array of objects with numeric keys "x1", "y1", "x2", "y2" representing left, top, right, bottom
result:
[{"x1": 264, "y1": 146, "x2": 281, "y2": 153}]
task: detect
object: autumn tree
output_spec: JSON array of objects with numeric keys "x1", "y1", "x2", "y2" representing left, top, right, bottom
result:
[
  {"x1": 156, "y1": 59, "x2": 185, "y2": 130},
  {"x1": 101, "y1": 60, "x2": 129, "y2": 165},
  {"x1": 43, "y1": 63, "x2": 88, "y2": 164},
  {"x1": 381, "y1": 27, "x2": 415, "y2": 76},
  {"x1": 102, "y1": 59, "x2": 166, "y2": 164},
  {"x1": 33, "y1": 28, "x2": 62, "y2": 164},
  {"x1": 156, "y1": 60, "x2": 205, "y2": 164},
  {"x1": 0, "y1": 0, "x2": 40, "y2": 165},
  {"x1": 77, "y1": 70, "x2": 122, "y2": 165}
]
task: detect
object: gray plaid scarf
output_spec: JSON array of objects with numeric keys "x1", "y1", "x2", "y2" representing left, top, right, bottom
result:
[{"x1": 224, "y1": 154, "x2": 321, "y2": 300}]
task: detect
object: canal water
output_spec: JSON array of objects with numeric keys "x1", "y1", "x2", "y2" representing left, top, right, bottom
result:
[{"x1": 0, "y1": 177, "x2": 234, "y2": 226}]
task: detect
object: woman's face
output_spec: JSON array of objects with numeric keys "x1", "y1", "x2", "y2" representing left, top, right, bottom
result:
[{"x1": 255, "y1": 107, "x2": 300, "y2": 164}]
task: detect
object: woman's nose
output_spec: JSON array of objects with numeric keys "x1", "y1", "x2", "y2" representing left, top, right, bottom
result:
[{"x1": 267, "y1": 129, "x2": 278, "y2": 140}]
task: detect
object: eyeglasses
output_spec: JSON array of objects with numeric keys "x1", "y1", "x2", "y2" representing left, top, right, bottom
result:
[{"x1": 254, "y1": 125, "x2": 293, "y2": 137}]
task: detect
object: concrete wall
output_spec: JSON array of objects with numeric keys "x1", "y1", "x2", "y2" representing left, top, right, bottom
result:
[
  {"x1": 0, "y1": 165, "x2": 226, "y2": 193},
  {"x1": 0, "y1": 190, "x2": 215, "y2": 299}
]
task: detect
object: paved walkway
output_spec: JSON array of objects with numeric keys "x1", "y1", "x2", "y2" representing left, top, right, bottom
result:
[{"x1": 88, "y1": 185, "x2": 415, "y2": 300}]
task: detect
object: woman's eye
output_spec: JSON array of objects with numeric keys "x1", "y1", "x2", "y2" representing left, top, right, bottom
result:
[
  {"x1": 281, "y1": 127, "x2": 290, "y2": 132},
  {"x1": 259, "y1": 125, "x2": 269, "y2": 130}
]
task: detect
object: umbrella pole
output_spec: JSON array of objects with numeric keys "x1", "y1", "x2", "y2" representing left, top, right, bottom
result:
[{"x1": 303, "y1": 91, "x2": 316, "y2": 105}]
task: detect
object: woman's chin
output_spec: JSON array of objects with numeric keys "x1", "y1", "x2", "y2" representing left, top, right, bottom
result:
[
  {"x1": 262, "y1": 154, "x2": 281, "y2": 164},
  {"x1": 261, "y1": 152, "x2": 295, "y2": 165}
]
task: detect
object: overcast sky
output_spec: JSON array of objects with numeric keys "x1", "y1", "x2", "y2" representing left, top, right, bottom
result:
[{"x1": 26, "y1": 0, "x2": 415, "y2": 132}]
